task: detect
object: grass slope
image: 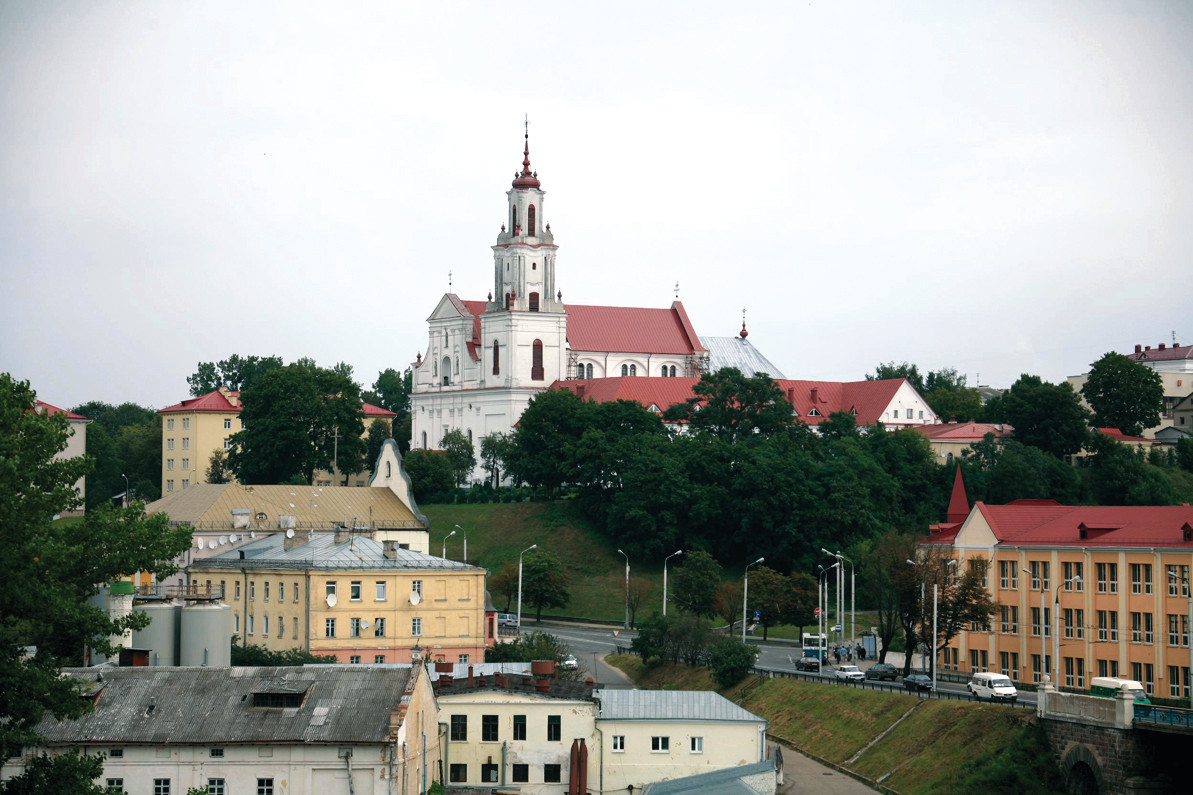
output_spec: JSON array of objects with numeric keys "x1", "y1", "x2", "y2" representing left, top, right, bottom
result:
[{"x1": 609, "y1": 657, "x2": 1062, "y2": 794}]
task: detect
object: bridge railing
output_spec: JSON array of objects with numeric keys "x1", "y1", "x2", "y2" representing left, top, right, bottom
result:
[{"x1": 1134, "y1": 704, "x2": 1193, "y2": 730}]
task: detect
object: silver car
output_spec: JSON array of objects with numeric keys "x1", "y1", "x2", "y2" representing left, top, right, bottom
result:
[{"x1": 835, "y1": 665, "x2": 865, "y2": 682}]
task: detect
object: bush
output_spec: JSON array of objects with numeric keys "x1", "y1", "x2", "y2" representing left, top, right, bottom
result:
[{"x1": 706, "y1": 636, "x2": 758, "y2": 688}]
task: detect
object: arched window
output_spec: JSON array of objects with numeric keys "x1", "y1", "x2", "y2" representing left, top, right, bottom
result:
[
  {"x1": 385, "y1": 461, "x2": 392, "y2": 478},
  {"x1": 661, "y1": 365, "x2": 668, "y2": 377},
  {"x1": 421, "y1": 431, "x2": 427, "y2": 449},
  {"x1": 492, "y1": 340, "x2": 500, "y2": 375},
  {"x1": 467, "y1": 429, "x2": 473, "y2": 445},
  {"x1": 510, "y1": 205, "x2": 516, "y2": 233},
  {"x1": 531, "y1": 340, "x2": 544, "y2": 381},
  {"x1": 629, "y1": 364, "x2": 637, "y2": 376},
  {"x1": 621, "y1": 364, "x2": 628, "y2": 377},
  {"x1": 585, "y1": 363, "x2": 593, "y2": 379},
  {"x1": 528, "y1": 204, "x2": 536, "y2": 236},
  {"x1": 670, "y1": 365, "x2": 677, "y2": 377},
  {"x1": 528, "y1": 292, "x2": 539, "y2": 312},
  {"x1": 441, "y1": 357, "x2": 451, "y2": 386},
  {"x1": 505, "y1": 292, "x2": 512, "y2": 309}
]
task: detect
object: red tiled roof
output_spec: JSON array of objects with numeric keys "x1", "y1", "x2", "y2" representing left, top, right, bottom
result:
[
  {"x1": 991, "y1": 503, "x2": 1193, "y2": 548},
  {"x1": 566, "y1": 302, "x2": 706, "y2": 355},
  {"x1": 551, "y1": 377, "x2": 703, "y2": 412},
  {"x1": 1093, "y1": 427, "x2": 1157, "y2": 444},
  {"x1": 362, "y1": 402, "x2": 397, "y2": 418},
  {"x1": 912, "y1": 422, "x2": 1014, "y2": 441},
  {"x1": 35, "y1": 400, "x2": 90, "y2": 421},
  {"x1": 159, "y1": 389, "x2": 242, "y2": 414},
  {"x1": 1128, "y1": 343, "x2": 1192, "y2": 363}
]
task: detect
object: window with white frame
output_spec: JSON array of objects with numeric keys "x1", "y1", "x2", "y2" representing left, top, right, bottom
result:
[
  {"x1": 374, "y1": 617, "x2": 385, "y2": 637},
  {"x1": 1131, "y1": 563, "x2": 1152, "y2": 595},
  {"x1": 207, "y1": 779, "x2": 225, "y2": 795},
  {"x1": 106, "y1": 780, "x2": 124, "y2": 794},
  {"x1": 224, "y1": 418, "x2": 232, "y2": 429},
  {"x1": 351, "y1": 618, "x2": 361, "y2": 637},
  {"x1": 376, "y1": 581, "x2": 386, "y2": 601},
  {"x1": 154, "y1": 780, "x2": 171, "y2": 795},
  {"x1": 166, "y1": 418, "x2": 175, "y2": 430},
  {"x1": 612, "y1": 735, "x2": 625, "y2": 752},
  {"x1": 182, "y1": 418, "x2": 190, "y2": 429},
  {"x1": 325, "y1": 618, "x2": 335, "y2": 638},
  {"x1": 350, "y1": 581, "x2": 362, "y2": 601},
  {"x1": 412, "y1": 617, "x2": 422, "y2": 637},
  {"x1": 690, "y1": 736, "x2": 703, "y2": 753},
  {"x1": 651, "y1": 736, "x2": 670, "y2": 752}
]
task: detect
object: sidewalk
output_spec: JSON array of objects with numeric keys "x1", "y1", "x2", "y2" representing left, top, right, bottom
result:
[{"x1": 772, "y1": 742, "x2": 877, "y2": 795}]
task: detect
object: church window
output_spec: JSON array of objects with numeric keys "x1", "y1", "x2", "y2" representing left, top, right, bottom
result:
[
  {"x1": 670, "y1": 365, "x2": 677, "y2": 377},
  {"x1": 467, "y1": 429, "x2": 473, "y2": 444},
  {"x1": 531, "y1": 340, "x2": 544, "y2": 381},
  {"x1": 532, "y1": 262, "x2": 536, "y2": 270},
  {"x1": 505, "y1": 292, "x2": 512, "y2": 310},
  {"x1": 585, "y1": 363, "x2": 593, "y2": 379},
  {"x1": 441, "y1": 357, "x2": 451, "y2": 386},
  {"x1": 421, "y1": 431, "x2": 427, "y2": 449},
  {"x1": 528, "y1": 292, "x2": 539, "y2": 312},
  {"x1": 492, "y1": 341, "x2": 500, "y2": 375},
  {"x1": 621, "y1": 364, "x2": 628, "y2": 377},
  {"x1": 510, "y1": 205, "x2": 516, "y2": 233},
  {"x1": 661, "y1": 366, "x2": 668, "y2": 377},
  {"x1": 629, "y1": 364, "x2": 637, "y2": 376},
  {"x1": 528, "y1": 205, "x2": 536, "y2": 236}
]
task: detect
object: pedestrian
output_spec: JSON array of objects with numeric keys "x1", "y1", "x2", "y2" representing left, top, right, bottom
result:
[{"x1": 847, "y1": 647, "x2": 853, "y2": 662}]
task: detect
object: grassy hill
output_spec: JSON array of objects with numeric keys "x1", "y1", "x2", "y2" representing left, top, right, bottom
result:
[{"x1": 610, "y1": 655, "x2": 1063, "y2": 794}]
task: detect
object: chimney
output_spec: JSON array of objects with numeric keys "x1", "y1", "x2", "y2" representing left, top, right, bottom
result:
[
  {"x1": 576, "y1": 384, "x2": 585, "y2": 396},
  {"x1": 1159, "y1": 343, "x2": 1167, "y2": 350},
  {"x1": 383, "y1": 540, "x2": 399, "y2": 560},
  {"x1": 1135, "y1": 344, "x2": 1142, "y2": 353},
  {"x1": 810, "y1": 387, "x2": 819, "y2": 404},
  {"x1": 334, "y1": 527, "x2": 352, "y2": 545},
  {"x1": 1145, "y1": 346, "x2": 1151, "y2": 351},
  {"x1": 787, "y1": 388, "x2": 794, "y2": 403},
  {"x1": 468, "y1": 665, "x2": 474, "y2": 688},
  {"x1": 284, "y1": 530, "x2": 311, "y2": 551}
]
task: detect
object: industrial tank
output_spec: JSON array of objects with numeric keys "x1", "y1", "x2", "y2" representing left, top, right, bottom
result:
[
  {"x1": 180, "y1": 602, "x2": 232, "y2": 667},
  {"x1": 131, "y1": 602, "x2": 181, "y2": 666}
]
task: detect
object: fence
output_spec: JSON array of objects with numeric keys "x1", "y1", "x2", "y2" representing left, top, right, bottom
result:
[
  {"x1": 1134, "y1": 704, "x2": 1193, "y2": 730},
  {"x1": 752, "y1": 666, "x2": 1032, "y2": 709}
]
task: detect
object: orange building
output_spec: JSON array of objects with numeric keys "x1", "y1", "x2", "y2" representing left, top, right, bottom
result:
[{"x1": 921, "y1": 481, "x2": 1193, "y2": 701}]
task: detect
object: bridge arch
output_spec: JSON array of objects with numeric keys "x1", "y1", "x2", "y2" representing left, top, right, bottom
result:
[{"x1": 1061, "y1": 745, "x2": 1103, "y2": 795}]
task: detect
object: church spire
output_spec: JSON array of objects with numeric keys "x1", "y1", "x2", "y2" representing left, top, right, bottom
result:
[
  {"x1": 512, "y1": 115, "x2": 541, "y2": 189},
  {"x1": 946, "y1": 465, "x2": 970, "y2": 524}
]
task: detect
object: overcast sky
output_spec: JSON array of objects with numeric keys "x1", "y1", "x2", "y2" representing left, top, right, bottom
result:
[{"x1": 3, "y1": 1, "x2": 1192, "y2": 411}]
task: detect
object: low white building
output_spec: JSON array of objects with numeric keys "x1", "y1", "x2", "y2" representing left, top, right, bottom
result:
[{"x1": 2, "y1": 665, "x2": 441, "y2": 795}]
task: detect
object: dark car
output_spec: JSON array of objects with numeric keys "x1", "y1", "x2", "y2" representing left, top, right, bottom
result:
[
  {"x1": 865, "y1": 663, "x2": 898, "y2": 681},
  {"x1": 904, "y1": 674, "x2": 934, "y2": 692},
  {"x1": 795, "y1": 656, "x2": 821, "y2": 672}
]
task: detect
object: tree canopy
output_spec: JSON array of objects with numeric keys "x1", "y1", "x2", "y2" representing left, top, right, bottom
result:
[
  {"x1": 521, "y1": 550, "x2": 571, "y2": 621},
  {"x1": 226, "y1": 361, "x2": 365, "y2": 484},
  {"x1": 186, "y1": 354, "x2": 284, "y2": 396},
  {"x1": 0, "y1": 374, "x2": 193, "y2": 781},
  {"x1": 995, "y1": 374, "x2": 1091, "y2": 458},
  {"x1": 1081, "y1": 352, "x2": 1164, "y2": 437},
  {"x1": 70, "y1": 400, "x2": 161, "y2": 508},
  {"x1": 440, "y1": 428, "x2": 476, "y2": 487}
]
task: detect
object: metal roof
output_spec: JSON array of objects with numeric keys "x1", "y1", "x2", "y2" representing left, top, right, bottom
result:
[
  {"x1": 145, "y1": 483, "x2": 425, "y2": 530},
  {"x1": 594, "y1": 690, "x2": 766, "y2": 724},
  {"x1": 38, "y1": 666, "x2": 413, "y2": 746},
  {"x1": 702, "y1": 336, "x2": 786, "y2": 379},
  {"x1": 643, "y1": 760, "x2": 775, "y2": 794},
  {"x1": 192, "y1": 532, "x2": 483, "y2": 572}
]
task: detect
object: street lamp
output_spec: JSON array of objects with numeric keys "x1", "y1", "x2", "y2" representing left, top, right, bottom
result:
[
  {"x1": 121, "y1": 473, "x2": 129, "y2": 508},
  {"x1": 1054, "y1": 575, "x2": 1082, "y2": 689},
  {"x1": 1169, "y1": 569, "x2": 1192, "y2": 707},
  {"x1": 1024, "y1": 567, "x2": 1047, "y2": 682},
  {"x1": 454, "y1": 524, "x2": 468, "y2": 562},
  {"x1": 932, "y1": 559, "x2": 958, "y2": 692},
  {"x1": 617, "y1": 549, "x2": 630, "y2": 630},
  {"x1": 442, "y1": 529, "x2": 456, "y2": 559},
  {"x1": 819, "y1": 563, "x2": 838, "y2": 661},
  {"x1": 743, "y1": 557, "x2": 765, "y2": 643},
  {"x1": 907, "y1": 559, "x2": 926, "y2": 671},
  {"x1": 663, "y1": 550, "x2": 683, "y2": 616},
  {"x1": 517, "y1": 544, "x2": 537, "y2": 634},
  {"x1": 824, "y1": 549, "x2": 855, "y2": 648}
]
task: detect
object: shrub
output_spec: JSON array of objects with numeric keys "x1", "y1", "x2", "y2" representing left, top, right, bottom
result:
[{"x1": 706, "y1": 636, "x2": 758, "y2": 688}]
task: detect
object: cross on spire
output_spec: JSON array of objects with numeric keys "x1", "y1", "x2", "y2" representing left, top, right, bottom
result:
[{"x1": 674, "y1": 281, "x2": 680, "y2": 299}]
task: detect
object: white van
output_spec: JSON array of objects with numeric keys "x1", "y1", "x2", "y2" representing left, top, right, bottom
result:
[
  {"x1": 967, "y1": 672, "x2": 1018, "y2": 703},
  {"x1": 1089, "y1": 677, "x2": 1150, "y2": 704}
]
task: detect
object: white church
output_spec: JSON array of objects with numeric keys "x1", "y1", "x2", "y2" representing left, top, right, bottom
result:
[{"x1": 409, "y1": 133, "x2": 936, "y2": 476}]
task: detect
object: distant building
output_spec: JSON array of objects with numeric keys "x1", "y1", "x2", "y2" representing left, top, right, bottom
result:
[
  {"x1": 158, "y1": 386, "x2": 397, "y2": 494},
  {"x1": 34, "y1": 400, "x2": 91, "y2": 514},
  {"x1": 1067, "y1": 340, "x2": 1193, "y2": 439},
  {"x1": 911, "y1": 421, "x2": 1014, "y2": 464},
  {"x1": 1, "y1": 664, "x2": 440, "y2": 795}
]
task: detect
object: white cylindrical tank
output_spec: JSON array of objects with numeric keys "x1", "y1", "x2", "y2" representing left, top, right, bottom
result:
[
  {"x1": 131, "y1": 602, "x2": 182, "y2": 666},
  {"x1": 180, "y1": 602, "x2": 232, "y2": 667}
]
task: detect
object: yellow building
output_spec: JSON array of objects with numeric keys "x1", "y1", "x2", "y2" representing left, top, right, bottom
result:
[
  {"x1": 158, "y1": 387, "x2": 397, "y2": 494},
  {"x1": 923, "y1": 501, "x2": 1193, "y2": 702},
  {"x1": 189, "y1": 529, "x2": 488, "y2": 665}
]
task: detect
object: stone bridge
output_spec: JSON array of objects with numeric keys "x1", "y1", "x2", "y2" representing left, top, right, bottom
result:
[{"x1": 1036, "y1": 678, "x2": 1192, "y2": 794}]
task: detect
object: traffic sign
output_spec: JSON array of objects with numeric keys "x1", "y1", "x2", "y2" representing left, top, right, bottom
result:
[
  {"x1": 814, "y1": 607, "x2": 820, "y2": 617},
  {"x1": 754, "y1": 610, "x2": 761, "y2": 620}
]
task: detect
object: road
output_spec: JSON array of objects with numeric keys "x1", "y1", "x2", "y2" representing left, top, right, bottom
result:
[{"x1": 534, "y1": 621, "x2": 1037, "y2": 707}]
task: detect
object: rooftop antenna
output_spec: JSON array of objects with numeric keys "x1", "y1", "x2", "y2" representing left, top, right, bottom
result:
[
  {"x1": 448, "y1": 270, "x2": 453, "y2": 293},
  {"x1": 674, "y1": 281, "x2": 680, "y2": 299}
]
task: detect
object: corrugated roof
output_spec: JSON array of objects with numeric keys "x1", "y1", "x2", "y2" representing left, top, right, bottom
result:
[
  {"x1": 1093, "y1": 427, "x2": 1156, "y2": 444},
  {"x1": 145, "y1": 484, "x2": 424, "y2": 530},
  {"x1": 159, "y1": 389, "x2": 242, "y2": 415},
  {"x1": 566, "y1": 302, "x2": 705, "y2": 355},
  {"x1": 35, "y1": 400, "x2": 91, "y2": 421},
  {"x1": 912, "y1": 422, "x2": 1014, "y2": 441},
  {"x1": 1129, "y1": 343, "x2": 1192, "y2": 363},
  {"x1": 594, "y1": 690, "x2": 766, "y2": 724},
  {"x1": 194, "y1": 532, "x2": 481, "y2": 572},
  {"x1": 552, "y1": 377, "x2": 703, "y2": 413},
  {"x1": 39, "y1": 666, "x2": 412, "y2": 745},
  {"x1": 702, "y1": 336, "x2": 786, "y2": 379},
  {"x1": 990, "y1": 503, "x2": 1193, "y2": 548},
  {"x1": 644, "y1": 760, "x2": 775, "y2": 794}
]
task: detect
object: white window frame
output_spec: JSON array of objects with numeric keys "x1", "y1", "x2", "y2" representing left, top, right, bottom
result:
[{"x1": 651, "y1": 736, "x2": 670, "y2": 753}]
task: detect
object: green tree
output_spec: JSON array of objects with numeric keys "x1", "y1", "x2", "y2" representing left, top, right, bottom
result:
[
  {"x1": 440, "y1": 428, "x2": 477, "y2": 487},
  {"x1": 1178, "y1": 437, "x2": 1193, "y2": 473},
  {"x1": 364, "y1": 418, "x2": 392, "y2": 474},
  {"x1": 707, "y1": 636, "x2": 759, "y2": 688},
  {"x1": 712, "y1": 580, "x2": 743, "y2": 636},
  {"x1": 669, "y1": 551, "x2": 722, "y2": 618},
  {"x1": 521, "y1": 551, "x2": 571, "y2": 621},
  {"x1": 1081, "y1": 352, "x2": 1164, "y2": 437},
  {"x1": 0, "y1": 375, "x2": 193, "y2": 774},
  {"x1": 664, "y1": 368, "x2": 791, "y2": 442},
  {"x1": 72, "y1": 401, "x2": 161, "y2": 509},
  {"x1": 186, "y1": 354, "x2": 284, "y2": 396},
  {"x1": 480, "y1": 432, "x2": 515, "y2": 487},
  {"x1": 363, "y1": 367, "x2": 412, "y2": 414},
  {"x1": 402, "y1": 449, "x2": 455, "y2": 501},
  {"x1": 999, "y1": 374, "x2": 1091, "y2": 458},
  {"x1": 226, "y1": 361, "x2": 365, "y2": 484},
  {"x1": 747, "y1": 566, "x2": 794, "y2": 641},
  {"x1": 628, "y1": 576, "x2": 654, "y2": 628},
  {"x1": 488, "y1": 562, "x2": 519, "y2": 612},
  {"x1": 484, "y1": 631, "x2": 581, "y2": 678},
  {"x1": 229, "y1": 643, "x2": 336, "y2": 666},
  {"x1": 867, "y1": 362, "x2": 925, "y2": 392},
  {"x1": 0, "y1": 749, "x2": 121, "y2": 794},
  {"x1": 205, "y1": 448, "x2": 232, "y2": 484},
  {"x1": 859, "y1": 530, "x2": 918, "y2": 666},
  {"x1": 1084, "y1": 435, "x2": 1177, "y2": 505},
  {"x1": 507, "y1": 389, "x2": 593, "y2": 495}
]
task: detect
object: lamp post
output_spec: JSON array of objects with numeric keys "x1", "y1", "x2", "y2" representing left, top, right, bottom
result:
[
  {"x1": 928, "y1": 560, "x2": 957, "y2": 692},
  {"x1": 617, "y1": 549, "x2": 630, "y2": 630},
  {"x1": 454, "y1": 524, "x2": 467, "y2": 563},
  {"x1": 1023, "y1": 567, "x2": 1046, "y2": 682},
  {"x1": 743, "y1": 557, "x2": 765, "y2": 643},
  {"x1": 442, "y1": 529, "x2": 456, "y2": 559},
  {"x1": 1169, "y1": 569, "x2": 1193, "y2": 707},
  {"x1": 824, "y1": 549, "x2": 855, "y2": 647},
  {"x1": 819, "y1": 563, "x2": 838, "y2": 661},
  {"x1": 121, "y1": 473, "x2": 129, "y2": 508},
  {"x1": 517, "y1": 544, "x2": 537, "y2": 634},
  {"x1": 1054, "y1": 575, "x2": 1082, "y2": 689},
  {"x1": 907, "y1": 559, "x2": 926, "y2": 671},
  {"x1": 663, "y1": 550, "x2": 683, "y2": 616}
]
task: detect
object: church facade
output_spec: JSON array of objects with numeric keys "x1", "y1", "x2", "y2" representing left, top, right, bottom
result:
[{"x1": 409, "y1": 135, "x2": 709, "y2": 467}]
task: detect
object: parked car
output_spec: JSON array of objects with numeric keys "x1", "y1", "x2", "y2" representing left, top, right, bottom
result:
[
  {"x1": 967, "y1": 672, "x2": 1018, "y2": 702},
  {"x1": 497, "y1": 612, "x2": 519, "y2": 628},
  {"x1": 865, "y1": 663, "x2": 898, "y2": 681},
  {"x1": 560, "y1": 654, "x2": 578, "y2": 670},
  {"x1": 795, "y1": 656, "x2": 821, "y2": 672},
  {"x1": 835, "y1": 665, "x2": 865, "y2": 682},
  {"x1": 904, "y1": 674, "x2": 934, "y2": 692}
]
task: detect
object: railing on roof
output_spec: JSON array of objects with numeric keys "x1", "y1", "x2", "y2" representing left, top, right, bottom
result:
[
  {"x1": 190, "y1": 556, "x2": 473, "y2": 572},
  {"x1": 169, "y1": 519, "x2": 425, "y2": 531},
  {"x1": 134, "y1": 583, "x2": 225, "y2": 601}
]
